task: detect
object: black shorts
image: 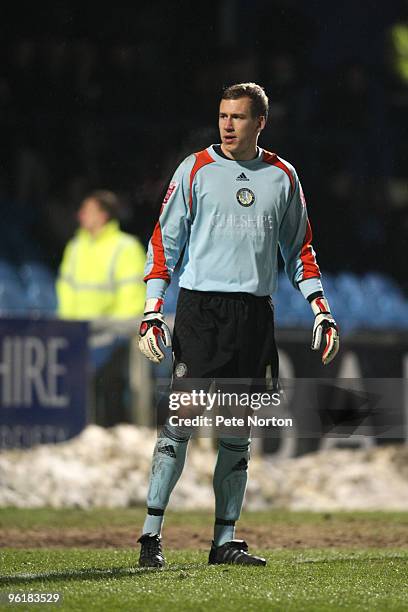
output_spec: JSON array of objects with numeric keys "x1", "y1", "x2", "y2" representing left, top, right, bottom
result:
[{"x1": 172, "y1": 288, "x2": 279, "y2": 391}]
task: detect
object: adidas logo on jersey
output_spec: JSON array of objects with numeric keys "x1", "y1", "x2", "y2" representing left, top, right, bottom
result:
[{"x1": 236, "y1": 172, "x2": 249, "y2": 181}]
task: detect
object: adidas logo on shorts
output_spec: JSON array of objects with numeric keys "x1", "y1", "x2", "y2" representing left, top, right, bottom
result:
[{"x1": 236, "y1": 172, "x2": 249, "y2": 181}]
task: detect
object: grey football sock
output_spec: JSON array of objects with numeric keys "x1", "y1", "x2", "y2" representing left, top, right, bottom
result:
[
  {"x1": 213, "y1": 437, "x2": 250, "y2": 546},
  {"x1": 142, "y1": 421, "x2": 191, "y2": 535}
]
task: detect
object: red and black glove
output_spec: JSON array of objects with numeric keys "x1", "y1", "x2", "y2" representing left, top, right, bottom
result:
[
  {"x1": 310, "y1": 296, "x2": 339, "y2": 365},
  {"x1": 138, "y1": 298, "x2": 172, "y2": 364}
]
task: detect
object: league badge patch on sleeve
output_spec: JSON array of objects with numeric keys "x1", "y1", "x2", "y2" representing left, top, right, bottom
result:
[
  {"x1": 160, "y1": 181, "x2": 178, "y2": 212},
  {"x1": 236, "y1": 188, "x2": 256, "y2": 207}
]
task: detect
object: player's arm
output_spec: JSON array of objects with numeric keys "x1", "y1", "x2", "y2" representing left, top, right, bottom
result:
[
  {"x1": 139, "y1": 155, "x2": 195, "y2": 363},
  {"x1": 278, "y1": 169, "x2": 339, "y2": 365}
]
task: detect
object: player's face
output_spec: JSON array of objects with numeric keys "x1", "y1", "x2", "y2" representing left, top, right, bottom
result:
[
  {"x1": 219, "y1": 97, "x2": 265, "y2": 160},
  {"x1": 77, "y1": 198, "x2": 108, "y2": 235}
]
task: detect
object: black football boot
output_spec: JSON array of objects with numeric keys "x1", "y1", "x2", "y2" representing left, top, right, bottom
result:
[
  {"x1": 208, "y1": 540, "x2": 266, "y2": 566},
  {"x1": 137, "y1": 533, "x2": 165, "y2": 568}
]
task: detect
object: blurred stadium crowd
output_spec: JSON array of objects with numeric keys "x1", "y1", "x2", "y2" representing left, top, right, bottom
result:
[{"x1": 0, "y1": 1, "x2": 407, "y2": 327}]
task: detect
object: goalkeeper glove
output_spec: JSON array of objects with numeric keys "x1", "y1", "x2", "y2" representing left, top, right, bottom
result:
[
  {"x1": 138, "y1": 298, "x2": 172, "y2": 364},
  {"x1": 310, "y1": 296, "x2": 339, "y2": 365}
]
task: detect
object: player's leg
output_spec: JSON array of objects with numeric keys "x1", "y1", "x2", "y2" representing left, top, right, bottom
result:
[
  {"x1": 138, "y1": 419, "x2": 191, "y2": 568},
  {"x1": 210, "y1": 434, "x2": 266, "y2": 565},
  {"x1": 138, "y1": 289, "x2": 220, "y2": 567},
  {"x1": 210, "y1": 294, "x2": 277, "y2": 565},
  {"x1": 142, "y1": 420, "x2": 192, "y2": 534},
  {"x1": 213, "y1": 435, "x2": 250, "y2": 545}
]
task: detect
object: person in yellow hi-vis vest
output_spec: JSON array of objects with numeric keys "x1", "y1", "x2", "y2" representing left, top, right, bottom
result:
[
  {"x1": 57, "y1": 190, "x2": 146, "y2": 426},
  {"x1": 57, "y1": 190, "x2": 146, "y2": 319}
]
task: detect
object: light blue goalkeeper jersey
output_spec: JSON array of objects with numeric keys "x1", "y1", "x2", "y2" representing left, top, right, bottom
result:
[{"x1": 144, "y1": 145, "x2": 323, "y2": 300}]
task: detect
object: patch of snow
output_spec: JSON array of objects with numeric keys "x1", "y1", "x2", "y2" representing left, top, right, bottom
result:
[{"x1": 1, "y1": 426, "x2": 408, "y2": 510}]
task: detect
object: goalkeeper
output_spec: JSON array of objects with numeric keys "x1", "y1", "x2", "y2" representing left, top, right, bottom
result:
[{"x1": 137, "y1": 82, "x2": 339, "y2": 568}]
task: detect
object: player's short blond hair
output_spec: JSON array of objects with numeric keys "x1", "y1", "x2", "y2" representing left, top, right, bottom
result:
[{"x1": 222, "y1": 82, "x2": 269, "y2": 121}]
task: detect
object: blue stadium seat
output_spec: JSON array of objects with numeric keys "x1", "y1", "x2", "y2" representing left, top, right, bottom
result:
[
  {"x1": 274, "y1": 271, "x2": 407, "y2": 331},
  {"x1": 361, "y1": 273, "x2": 403, "y2": 299},
  {"x1": 19, "y1": 261, "x2": 57, "y2": 314},
  {"x1": 19, "y1": 262, "x2": 55, "y2": 284},
  {"x1": 0, "y1": 280, "x2": 29, "y2": 315},
  {"x1": 0, "y1": 260, "x2": 21, "y2": 282},
  {"x1": 334, "y1": 272, "x2": 363, "y2": 299},
  {"x1": 0, "y1": 260, "x2": 28, "y2": 314}
]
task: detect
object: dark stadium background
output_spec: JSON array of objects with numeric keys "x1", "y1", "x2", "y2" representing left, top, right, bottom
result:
[{"x1": 1, "y1": 1, "x2": 406, "y2": 285}]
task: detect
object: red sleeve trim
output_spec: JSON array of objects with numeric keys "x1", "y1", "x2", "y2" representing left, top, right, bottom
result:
[
  {"x1": 300, "y1": 220, "x2": 321, "y2": 280},
  {"x1": 189, "y1": 149, "x2": 215, "y2": 212},
  {"x1": 262, "y1": 150, "x2": 295, "y2": 194},
  {"x1": 143, "y1": 221, "x2": 170, "y2": 282},
  {"x1": 144, "y1": 150, "x2": 214, "y2": 282}
]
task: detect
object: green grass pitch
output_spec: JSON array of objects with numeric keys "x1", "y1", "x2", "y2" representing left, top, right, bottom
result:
[{"x1": 1, "y1": 509, "x2": 408, "y2": 611}]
